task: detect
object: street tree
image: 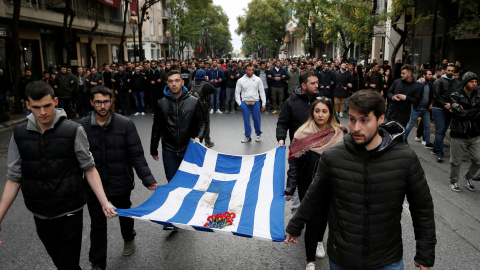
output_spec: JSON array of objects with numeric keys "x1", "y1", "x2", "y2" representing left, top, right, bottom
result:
[
  {"x1": 237, "y1": 0, "x2": 287, "y2": 58},
  {"x1": 62, "y1": 0, "x2": 76, "y2": 65}
]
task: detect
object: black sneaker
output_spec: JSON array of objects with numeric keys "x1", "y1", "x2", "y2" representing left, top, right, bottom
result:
[
  {"x1": 424, "y1": 143, "x2": 434, "y2": 149},
  {"x1": 473, "y1": 174, "x2": 480, "y2": 181},
  {"x1": 463, "y1": 176, "x2": 476, "y2": 191},
  {"x1": 241, "y1": 136, "x2": 251, "y2": 143},
  {"x1": 450, "y1": 182, "x2": 461, "y2": 192},
  {"x1": 205, "y1": 141, "x2": 214, "y2": 148},
  {"x1": 437, "y1": 156, "x2": 443, "y2": 162},
  {"x1": 403, "y1": 140, "x2": 409, "y2": 146}
]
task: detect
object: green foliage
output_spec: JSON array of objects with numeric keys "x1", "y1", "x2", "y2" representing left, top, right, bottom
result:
[
  {"x1": 451, "y1": 0, "x2": 480, "y2": 36},
  {"x1": 236, "y1": 0, "x2": 288, "y2": 57},
  {"x1": 168, "y1": 0, "x2": 232, "y2": 58}
]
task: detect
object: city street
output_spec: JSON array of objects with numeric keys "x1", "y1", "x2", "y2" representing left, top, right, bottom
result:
[{"x1": 0, "y1": 112, "x2": 479, "y2": 269}]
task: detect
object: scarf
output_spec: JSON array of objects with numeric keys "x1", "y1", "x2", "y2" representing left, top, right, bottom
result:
[{"x1": 288, "y1": 121, "x2": 346, "y2": 160}]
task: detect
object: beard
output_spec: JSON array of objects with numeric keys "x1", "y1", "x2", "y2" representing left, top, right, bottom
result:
[
  {"x1": 352, "y1": 129, "x2": 378, "y2": 147},
  {"x1": 95, "y1": 108, "x2": 110, "y2": 117}
]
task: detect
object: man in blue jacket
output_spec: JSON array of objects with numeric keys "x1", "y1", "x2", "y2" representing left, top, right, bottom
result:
[
  {"x1": 268, "y1": 60, "x2": 289, "y2": 114},
  {"x1": 207, "y1": 63, "x2": 225, "y2": 114}
]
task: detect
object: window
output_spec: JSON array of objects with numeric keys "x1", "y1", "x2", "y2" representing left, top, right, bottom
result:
[
  {"x1": 150, "y1": 21, "x2": 154, "y2": 36},
  {"x1": 158, "y1": 2, "x2": 161, "y2": 10},
  {"x1": 159, "y1": 23, "x2": 163, "y2": 36}
]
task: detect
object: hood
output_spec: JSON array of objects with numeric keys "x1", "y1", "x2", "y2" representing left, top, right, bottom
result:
[
  {"x1": 27, "y1": 108, "x2": 67, "y2": 133},
  {"x1": 195, "y1": 69, "x2": 206, "y2": 81},
  {"x1": 344, "y1": 120, "x2": 405, "y2": 154},
  {"x1": 442, "y1": 73, "x2": 454, "y2": 81},
  {"x1": 164, "y1": 85, "x2": 188, "y2": 99},
  {"x1": 294, "y1": 85, "x2": 303, "y2": 95}
]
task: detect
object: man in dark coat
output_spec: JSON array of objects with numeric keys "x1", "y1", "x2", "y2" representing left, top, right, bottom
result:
[
  {"x1": 78, "y1": 86, "x2": 157, "y2": 270},
  {"x1": 285, "y1": 90, "x2": 436, "y2": 270}
]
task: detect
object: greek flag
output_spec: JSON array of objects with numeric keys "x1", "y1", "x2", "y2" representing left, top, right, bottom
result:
[{"x1": 116, "y1": 140, "x2": 286, "y2": 241}]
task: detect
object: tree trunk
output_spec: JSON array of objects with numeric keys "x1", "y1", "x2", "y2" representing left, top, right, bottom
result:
[
  {"x1": 363, "y1": 0, "x2": 378, "y2": 63},
  {"x1": 119, "y1": 0, "x2": 129, "y2": 63},
  {"x1": 63, "y1": 0, "x2": 75, "y2": 65},
  {"x1": 12, "y1": 0, "x2": 22, "y2": 114},
  {"x1": 87, "y1": 0, "x2": 100, "y2": 67},
  {"x1": 390, "y1": 11, "x2": 407, "y2": 77}
]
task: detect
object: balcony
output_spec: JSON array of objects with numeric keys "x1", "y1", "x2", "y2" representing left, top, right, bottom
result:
[{"x1": 162, "y1": 9, "x2": 171, "y2": 19}]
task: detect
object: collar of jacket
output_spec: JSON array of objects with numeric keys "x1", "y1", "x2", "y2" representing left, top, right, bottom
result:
[
  {"x1": 90, "y1": 111, "x2": 114, "y2": 129},
  {"x1": 344, "y1": 121, "x2": 405, "y2": 155},
  {"x1": 164, "y1": 85, "x2": 188, "y2": 100}
]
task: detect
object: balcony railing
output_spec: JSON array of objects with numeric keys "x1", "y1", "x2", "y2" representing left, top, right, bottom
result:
[{"x1": 162, "y1": 9, "x2": 171, "y2": 19}]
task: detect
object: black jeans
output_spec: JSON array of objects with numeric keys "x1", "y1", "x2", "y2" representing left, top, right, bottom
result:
[
  {"x1": 34, "y1": 209, "x2": 83, "y2": 270},
  {"x1": 117, "y1": 91, "x2": 131, "y2": 114},
  {"x1": 162, "y1": 149, "x2": 185, "y2": 182},
  {"x1": 298, "y1": 177, "x2": 328, "y2": 262},
  {"x1": 87, "y1": 190, "x2": 136, "y2": 269}
]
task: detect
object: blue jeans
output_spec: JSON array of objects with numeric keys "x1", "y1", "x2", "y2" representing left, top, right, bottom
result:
[
  {"x1": 403, "y1": 107, "x2": 431, "y2": 144},
  {"x1": 330, "y1": 259, "x2": 404, "y2": 270},
  {"x1": 432, "y1": 108, "x2": 452, "y2": 157},
  {"x1": 133, "y1": 91, "x2": 145, "y2": 113},
  {"x1": 240, "y1": 101, "x2": 262, "y2": 137},
  {"x1": 162, "y1": 149, "x2": 185, "y2": 182},
  {"x1": 209, "y1": 87, "x2": 221, "y2": 110}
]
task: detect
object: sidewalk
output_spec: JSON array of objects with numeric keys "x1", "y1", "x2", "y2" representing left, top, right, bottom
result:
[{"x1": 0, "y1": 113, "x2": 27, "y2": 134}]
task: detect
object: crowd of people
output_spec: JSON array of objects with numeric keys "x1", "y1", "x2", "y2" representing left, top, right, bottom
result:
[{"x1": 0, "y1": 53, "x2": 478, "y2": 270}]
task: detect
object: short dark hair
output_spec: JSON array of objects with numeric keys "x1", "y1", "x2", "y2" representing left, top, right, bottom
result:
[
  {"x1": 300, "y1": 71, "x2": 317, "y2": 85},
  {"x1": 90, "y1": 86, "x2": 112, "y2": 99},
  {"x1": 245, "y1": 63, "x2": 254, "y2": 69},
  {"x1": 346, "y1": 90, "x2": 385, "y2": 119},
  {"x1": 401, "y1": 64, "x2": 414, "y2": 73},
  {"x1": 151, "y1": 60, "x2": 157, "y2": 64},
  {"x1": 421, "y1": 70, "x2": 429, "y2": 77},
  {"x1": 307, "y1": 62, "x2": 314, "y2": 66},
  {"x1": 167, "y1": 69, "x2": 182, "y2": 79},
  {"x1": 26, "y1": 81, "x2": 55, "y2": 101}
]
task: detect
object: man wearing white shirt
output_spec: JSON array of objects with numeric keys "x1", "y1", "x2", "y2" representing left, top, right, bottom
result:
[{"x1": 235, "y1": 63, "x2": 266, "y2": 143}]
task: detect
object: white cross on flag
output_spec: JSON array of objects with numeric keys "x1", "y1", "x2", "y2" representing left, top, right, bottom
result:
[{"x1": 116, "y1": 140, "x2": 286, "y2": 241}]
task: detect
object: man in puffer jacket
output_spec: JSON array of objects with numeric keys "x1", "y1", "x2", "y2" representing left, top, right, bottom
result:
[{"x1": 285, "y1": 90, "x2": 436, "y2": 270}]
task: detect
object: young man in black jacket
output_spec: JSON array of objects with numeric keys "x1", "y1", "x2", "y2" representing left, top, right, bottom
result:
[
  {"x1": 285, "y1": 90, "x2": 436, "y2": 270},
  {"x1": 150, "y1": 70, "x2": 205, "y2": 182},
  {"x1": 224, "y1": 64, "x2": 240, "y2": 113},
  {"x1": 0, "y1": 81, "x2": 116, "y2": 269},
  {"x1": 448, "y1": 72, "x2": 480, "y2": 192},
  {"x1": 78, "y1": 86, "x2": 157, "y2": 270}
]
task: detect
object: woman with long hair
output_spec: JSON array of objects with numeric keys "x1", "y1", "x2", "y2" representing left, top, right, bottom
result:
[{"x1": 285, "y1": 97, "x2": 347, "y2": 270}]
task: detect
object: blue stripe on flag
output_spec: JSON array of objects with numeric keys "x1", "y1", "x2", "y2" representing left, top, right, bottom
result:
[
  {"x1": 206, "y1": 180, "x2": 237, "y2": 214},
  {"x1": 167, "y1": 189, "x2": 205, "y2": 224},
  {"x1": 183, "y1": 140, "x2": 207, "y2": 168},
  {"x1": 169, "y1": 170, "x2": 200, "y2": 189},
  {"x1": 115, "y1": 186, "x2": 175, "y2": 217},
  {"x1": 215, "y1": 154, "x2": 242, "y2": 174},
  {"x1": 235, "y1": 154, "x2": 266, "y2": 237},
  {"x1": 269, "y1": 147, "x2": 286, "y2": 241}
]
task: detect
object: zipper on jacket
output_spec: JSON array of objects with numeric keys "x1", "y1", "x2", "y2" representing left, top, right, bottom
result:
[
  {"x1": 176, "y1": 98, "x2": 180, "y2": 151},
  {"x1": 363, "y1": 151, "x2": 369, "y2": 270}
]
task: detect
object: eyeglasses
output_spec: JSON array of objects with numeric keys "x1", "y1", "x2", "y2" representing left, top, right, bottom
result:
[
  {"x1": 316, "y1": 96, "x2": 331, "y2": 102},
  {"x1": 93, "y1": 100, "x2": 111, "y2": 107}
]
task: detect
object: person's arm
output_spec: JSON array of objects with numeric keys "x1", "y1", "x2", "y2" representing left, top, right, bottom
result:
[
  {"x1": 194, "y1": 99, "x2": 205, "y2": 142},
  {"x1": 0, "y1": 180, "x2": 21, "y2": 245},
  {"x1": 432, "y1": 80, "x2": 446, "y2": 107},
  {"x1": 258, "y1": 80, "x2": 266, "y2": 109},
  {"x1": 405, "y1": 151, "x2": 436, "y2": 268},
  {"x1": 284, "y1": 157, "x2": 300, "y2": 197},
  {"x1": 387, "y1": 80, "x2": 397, "y2": 100},
  {"x1": 150, "y1": 104, "x2": 163, "y2": 160},
  {"x1": 126, "y1": 120, "x2": 157, "y2": 189},
  {"x1": 276, "y1": 101, "x2": 290, "y2": 143},
  {"x1": 74, "y1": 126, "x2": 116, "y2": 217},
  {"x1": 450, "y1": 92, "x2": 480, "y2": 118},
  {"x1": 235, "y1": 79, "x2": 242, "y2": 105}
]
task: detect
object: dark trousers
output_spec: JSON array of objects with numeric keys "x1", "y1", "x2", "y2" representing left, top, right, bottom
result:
[
  {"x1": 58, "y1": 98, "x2": 73, "y2": 118},
  {"x1": 298, "y1": 175, "x2": 328, "y2": 262},
  {"x1": 117, "y1": 91, "x2": 131, "y2": 115},
  {"x1": 87, "y1": 190, "x2": 136, "y2": 269},
  {"x1": 162, "y1": 149, "x2": 185, "y2": 182},
  {"x1": 76, "y1": 89, "x2": 90, "y2": 116},
  {"x1": 34, "y1": 209, "x2": 83, "y2": 270}
]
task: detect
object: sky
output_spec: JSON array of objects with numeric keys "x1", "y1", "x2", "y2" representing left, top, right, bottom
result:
[{"x1": 212, "y1": 0, "x2": 250, "y2": 52}]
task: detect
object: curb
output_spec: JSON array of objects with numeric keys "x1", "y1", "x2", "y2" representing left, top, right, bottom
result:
[{"x1": 0, "y1": 117, "x2": 27, "y2": 135}]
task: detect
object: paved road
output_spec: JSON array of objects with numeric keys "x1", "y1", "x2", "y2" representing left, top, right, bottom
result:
[{"x1": 0, "y1": 111, "x2": 479, "y2": 269}]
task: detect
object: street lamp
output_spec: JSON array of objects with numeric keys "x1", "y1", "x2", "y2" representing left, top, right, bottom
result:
[{"x1": 129, "y1": 18, "x2": 138, "y2": 62}]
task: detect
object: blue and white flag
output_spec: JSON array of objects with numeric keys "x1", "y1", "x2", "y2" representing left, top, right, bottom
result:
[{"x1": 117, "y1": 140, "x2": 286, "y2": 242}]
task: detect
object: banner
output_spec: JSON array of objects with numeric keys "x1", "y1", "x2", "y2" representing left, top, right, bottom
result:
[
  {"x1": 130, "y1": 0, "x2": 138, "y2": 16},
  {"x1": 100, "y1": 0, "x2": 120, "y2": 8},
  {"x1": 116, "y1": 141, "x2": 286, "y2": 241}
]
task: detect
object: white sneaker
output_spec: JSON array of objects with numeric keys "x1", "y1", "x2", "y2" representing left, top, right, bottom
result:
[
  {"x1": 414, "y1": 137, "x2": 422, "y2": 142},
  {"x1": 255, "y1": 135, "x2": 261, "y2": 142},
  {"x1": 216, "y1": 109, "x2": 222, "y2": 114},
  {"x1": 141, "y1": 112, "x2": 145, "y2": 116},
  {"x1": 421, "y1": 141, "x2": 426, "y2": 145},
  {"x1": 315, "y1": 242, "x2": 325, "y2": 258},
  {"x1": 134, "y1": 112, "x2": 140, "y2": 116},
  {"x1": 210, "y1": 109, "x2": 214, "y2": 114},
  {"x1": 339, "y1": 112, "x2": 343, "y2": 118},
  {"x1": 305, "y1": 262, "x2": 315, "y2": 270}
]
